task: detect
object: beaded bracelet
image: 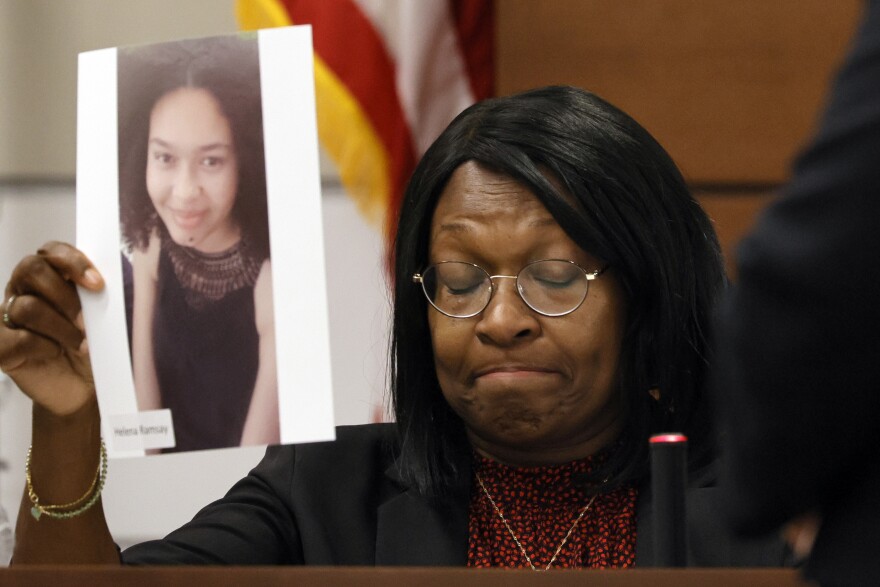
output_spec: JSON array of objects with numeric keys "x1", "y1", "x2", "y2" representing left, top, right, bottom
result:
[{"x1": 26, "y1": 439, "x2": 108, "y2": 521}]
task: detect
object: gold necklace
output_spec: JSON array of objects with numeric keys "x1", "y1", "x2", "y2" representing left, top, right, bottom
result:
[{"x1": 475, "y1": 471, "x2": 599, "y2": 571}]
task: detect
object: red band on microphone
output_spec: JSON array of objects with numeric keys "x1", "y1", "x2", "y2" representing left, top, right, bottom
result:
[{"x1": 650, "y1": 433, "x2": 688, "y2": 444}]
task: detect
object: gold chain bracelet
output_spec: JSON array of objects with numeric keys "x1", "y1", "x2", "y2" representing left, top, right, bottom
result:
[{"x1": 26, "y1": 439, "x2": 108, "y2": 521}]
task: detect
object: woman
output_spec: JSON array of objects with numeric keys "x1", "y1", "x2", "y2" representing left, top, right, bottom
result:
[
  {"x1": 1, "y1": 86, "x2": 785, "y2": 566},
  {"x1": 118, "y1": 35, "x2": 277, "y2": 451}
]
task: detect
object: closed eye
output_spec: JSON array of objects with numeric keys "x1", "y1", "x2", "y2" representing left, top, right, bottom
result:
[
  {"x1": 444, "y1": 282, "x2": 482, "y2": 296},
  {"x1": 534, "y1": 275, "x2": 579, "y2": 288}
]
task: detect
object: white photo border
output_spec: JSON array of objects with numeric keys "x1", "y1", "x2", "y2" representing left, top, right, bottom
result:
[{"x1": 76, "y1": 26, "x2": 335, "y2": 457}]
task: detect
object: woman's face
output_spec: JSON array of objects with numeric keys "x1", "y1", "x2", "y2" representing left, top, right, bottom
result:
[
  {"x1": 428, "y1": 161, "x2": 628, "y2": 466},
  {"x1": 146, "y1": 87, "x2": 240, "y2": 253}
]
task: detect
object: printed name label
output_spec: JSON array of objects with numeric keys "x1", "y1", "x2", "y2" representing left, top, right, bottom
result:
[{"x1": 105, "y1": 410, "x2": 176, "y2": 452}]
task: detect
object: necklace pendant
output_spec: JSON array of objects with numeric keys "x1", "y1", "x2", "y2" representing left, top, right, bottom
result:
[{"x1": 31, "y1": 506, "x2": 42, "y2": 521}]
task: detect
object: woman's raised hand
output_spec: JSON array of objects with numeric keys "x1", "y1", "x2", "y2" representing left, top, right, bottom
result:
[{"x1": 0, "y1": 242, "x2": 104, "y2": 416}]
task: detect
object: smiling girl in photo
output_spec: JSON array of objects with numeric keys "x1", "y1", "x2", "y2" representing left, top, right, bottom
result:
[{"x1": 117, "y1": 35, "x2": 278, "y2": 452}]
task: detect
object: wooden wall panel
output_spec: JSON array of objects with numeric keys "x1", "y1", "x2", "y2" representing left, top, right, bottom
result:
[{"x1": 497, "y1": 1, "x2": 861, "y2": 185}]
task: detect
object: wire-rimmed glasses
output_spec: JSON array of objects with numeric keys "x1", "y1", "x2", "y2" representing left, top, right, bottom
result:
[{"x1": 412, "y1": 259, "x2": 607, "y2": 318}]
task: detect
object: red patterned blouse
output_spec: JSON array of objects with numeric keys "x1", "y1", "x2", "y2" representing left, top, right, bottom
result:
[{"x1": 467, "y1": 453, "x2": 638, "y2": 569}]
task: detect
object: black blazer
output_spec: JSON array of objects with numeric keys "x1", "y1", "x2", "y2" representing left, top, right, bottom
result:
[
  {"x1": 123, "y1": 424, "x2": 786, "y2": 567},
  {"x1": 715, "y1": 2, "x2": 880, "y2": 585}
]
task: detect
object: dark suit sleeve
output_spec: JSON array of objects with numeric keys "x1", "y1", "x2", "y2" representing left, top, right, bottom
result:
[
  {"x1": 121, "y1": 444, "x2": 303, "y2": 564},
  {"x1": 715, "y1": 0, "x2": 880, "y2": 536}
]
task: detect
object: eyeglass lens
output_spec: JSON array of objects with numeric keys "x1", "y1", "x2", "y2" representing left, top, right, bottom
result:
[{"x1": 420, "y1": 260, "x2": 590, "y2": 318}]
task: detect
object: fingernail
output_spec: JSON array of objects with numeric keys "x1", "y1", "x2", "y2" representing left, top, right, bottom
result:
[
  {"x1": 83, "y1": 268, "x2": 103, "y2": 288},
  {"x1": 79, "y1": 337, "x2": 89, "y2": 354},
  {"x1": 75, "y1": 312, "x2": 85, "y2": 331}
]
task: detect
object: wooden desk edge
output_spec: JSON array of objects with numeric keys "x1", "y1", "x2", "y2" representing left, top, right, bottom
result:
[{"x1": 0, "y1": 566, "x2": 814, "y2": 586}]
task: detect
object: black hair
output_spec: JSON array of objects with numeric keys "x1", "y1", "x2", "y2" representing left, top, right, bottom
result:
[
  {"x1": 391, "y1": 85, "x2": 726, "y2": 499},
  {"x1": 117, "y1": 34, "x2": 269, "y2": 259}
]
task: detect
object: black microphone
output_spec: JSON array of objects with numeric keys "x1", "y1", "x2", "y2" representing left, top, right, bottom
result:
[{"x1": 650, "y1": 433, "x2": 688, "y2": 567}]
